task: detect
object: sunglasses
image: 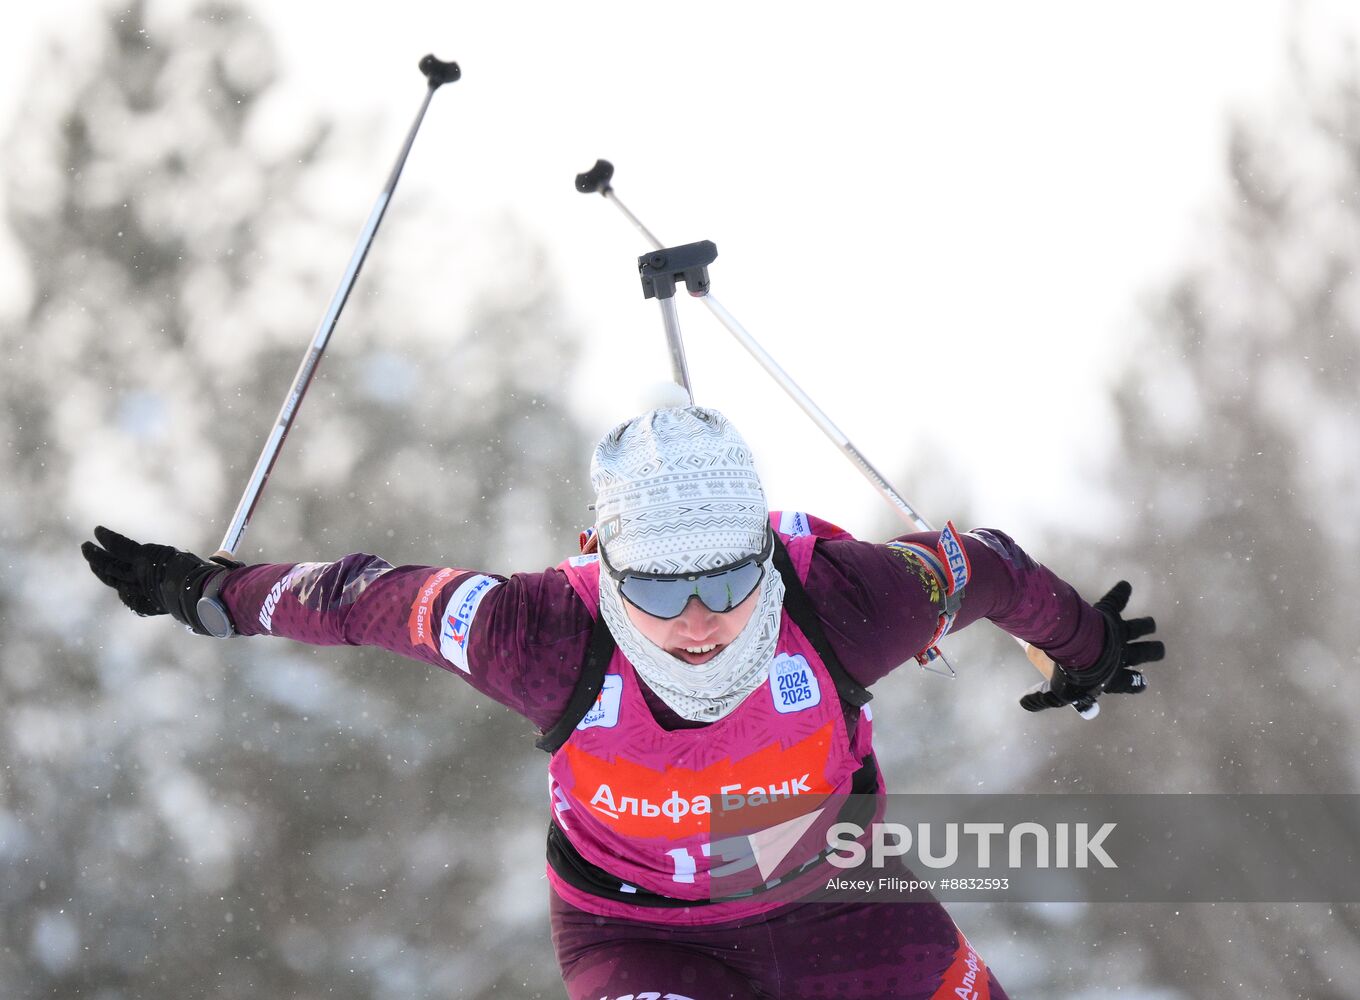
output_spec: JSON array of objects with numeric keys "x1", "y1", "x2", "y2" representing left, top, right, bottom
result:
[{"x1": 599, "y1": 529, "x2": 774, "y2": 620}]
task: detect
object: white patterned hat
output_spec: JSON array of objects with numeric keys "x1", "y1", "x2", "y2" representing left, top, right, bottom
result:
[{"x1": 591, "y1": 407, "x2": 769, "y2": 574}]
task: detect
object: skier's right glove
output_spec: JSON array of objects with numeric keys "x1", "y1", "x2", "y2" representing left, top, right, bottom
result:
[
  {"x1": 81, "y1": 525, "x2": 240, "y2": 635},
  {"x1": 1020, "y1": 580, "x2": 1163, "y2": 713}
]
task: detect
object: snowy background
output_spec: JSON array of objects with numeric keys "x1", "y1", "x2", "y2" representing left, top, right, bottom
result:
[{"x1": 1, "y1": 1, "x2": 1357, "y2": 997}]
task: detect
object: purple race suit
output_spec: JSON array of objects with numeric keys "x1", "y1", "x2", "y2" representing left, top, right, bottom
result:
[
  {"x1": 217, "y1": 512, "x2": 1106, "y2": 998},
  {"x1": 545, "y1": 517, "x2": 882, "y2": 925}
]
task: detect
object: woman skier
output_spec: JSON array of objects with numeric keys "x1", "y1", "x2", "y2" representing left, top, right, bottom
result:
[{"x1": 82, "y1": 404, "x2": 1162, "y2": 999}]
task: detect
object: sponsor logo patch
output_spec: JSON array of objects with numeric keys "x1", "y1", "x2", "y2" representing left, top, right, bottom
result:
[
  {"x1": 778, "y1": 510, "x2": 812, "y2": 538},
  {"x1": 438, "y1": 574, "x2": 501, "y2": 673},
  {"x1": 771, "y1": 653, "x2": 821, "y2": 714},
  {"x1": 563, "y1": 722, "x2": 838, "y2": 838},
  {"x1": 938, "y1": 521, "x2": 970, "y2": 591},
  {"x1": 408, "y1": 568, "x2": 457, "y2": 652},
  {"x1": 576, "y1": 674, "x2": 622, "y2": 731}
]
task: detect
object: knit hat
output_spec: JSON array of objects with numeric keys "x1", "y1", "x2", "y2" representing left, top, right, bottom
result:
[
  {"x1": 590, "y1": 405, "x2": 784, "y2": 723},
  {"x1": 590, "y1": 406, "x2": 769, "y2": 574}
]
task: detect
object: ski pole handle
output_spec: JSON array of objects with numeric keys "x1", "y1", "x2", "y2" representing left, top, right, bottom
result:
[
  {"x1": 418, "y1": 55, "x2": 461, "y2": 87},
  {"x1": 1024, "y1": 640, "x2": 1100, "y2": 719},
  {"x1": 575, "y1": 158, "x2": 615, "y2": 194}
]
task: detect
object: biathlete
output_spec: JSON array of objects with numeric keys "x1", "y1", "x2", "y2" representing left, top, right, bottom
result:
[{"x1": 82, "y1": 405, "x2": 1163, "y2": 999}]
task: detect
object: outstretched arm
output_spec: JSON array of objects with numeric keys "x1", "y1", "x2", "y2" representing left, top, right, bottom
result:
[
  {"x1": 805, "y1": 526, "x2": 1162, "y2": 710},
  {"x1": 81, "y1": 527, "x2": 594, "y2": 731}
]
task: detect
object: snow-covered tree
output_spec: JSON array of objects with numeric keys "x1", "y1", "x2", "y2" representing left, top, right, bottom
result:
[{"x1": 0, "y1": 3, "x2": 587, "y2": 996}]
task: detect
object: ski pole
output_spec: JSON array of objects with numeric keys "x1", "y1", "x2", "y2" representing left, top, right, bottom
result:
[
  {"x1": 578, "y1": 159, "x2": 1097, "y2": 718},
  {"x1": 193, "y1": 55, "x2": 460, "y2": 640},
  {"x1": 213, "y1": 55, "x2": 460, "y2": 562},
  {"x1": 631, "y1": 233, "x2": 961, "y2": 687}
]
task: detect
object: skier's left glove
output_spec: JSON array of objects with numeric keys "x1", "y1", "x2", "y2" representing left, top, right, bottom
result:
[
  {"x1": 1020, "y1": 580, "x2": 1163, "y2": 713},
  {"x1": 81, "y1": 525, "x2": 241, "y2": 635}
]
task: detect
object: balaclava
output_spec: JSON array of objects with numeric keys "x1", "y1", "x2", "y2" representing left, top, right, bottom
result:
[{"x1": 590, "y1": 406, "x2": 784, "y2": 723}]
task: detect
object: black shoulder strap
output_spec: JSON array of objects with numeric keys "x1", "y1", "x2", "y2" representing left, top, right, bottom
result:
[
  {"x1": 772, "y1": 533, "x2": 872, "y2": 707},
  {"x1": 535, "y1": 616, "x2": 617, "y2": 754}
]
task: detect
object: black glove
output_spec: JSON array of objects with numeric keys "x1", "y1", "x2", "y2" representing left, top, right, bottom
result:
[
  {"x1": 1020, "y1": 580, "x2": 1163, "y2": 713},
  {"x1": 81, "y1": 525, "x2": 240, "y2": 636}
]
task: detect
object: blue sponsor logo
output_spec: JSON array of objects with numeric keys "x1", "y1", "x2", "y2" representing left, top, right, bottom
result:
[
  {"x1": 439, "y1": 574, "x2": 500, "y2": 673},
  {"x1": 771, "y1": 653, "x2": 821, "y2": 714},
  {"x1": 939, "y1": 523, "x2": 969, "y2": 588}
]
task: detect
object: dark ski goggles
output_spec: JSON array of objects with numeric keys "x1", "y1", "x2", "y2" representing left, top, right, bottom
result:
[{"x1": 600, "y1": 529, "x2": 774, "y2": 620}]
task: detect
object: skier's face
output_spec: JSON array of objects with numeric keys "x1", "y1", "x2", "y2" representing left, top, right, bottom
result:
[{"x1": 623, "y1": 587, "x2": 760, "y2": 666}]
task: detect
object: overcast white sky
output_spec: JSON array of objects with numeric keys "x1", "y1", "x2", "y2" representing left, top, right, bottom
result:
[{"x1": 3, "y1": 1, "x2": 1354, "y2": 542}]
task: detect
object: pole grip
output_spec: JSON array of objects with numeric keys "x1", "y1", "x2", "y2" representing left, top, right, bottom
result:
[
  {"x1": 418, "y1": 54, "x2": 461, "y2": 87},
  {"x1": 575, "y1": 159, "x2": 615, "y2": 194},
  {"x1": 1024, "y1": 640, "x2": 1101, "y2": 719}
]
